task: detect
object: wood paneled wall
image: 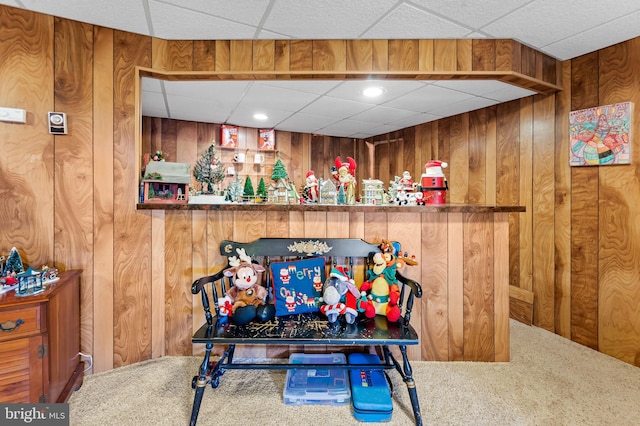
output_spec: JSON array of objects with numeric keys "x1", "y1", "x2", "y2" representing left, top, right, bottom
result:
[{"x1": 1, "y1": 4, "x2": 638, "y2": 371}]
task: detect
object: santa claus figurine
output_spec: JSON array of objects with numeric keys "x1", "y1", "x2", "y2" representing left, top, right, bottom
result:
[
  {"x1": 304, "y1": 170, "x2": 319, "y2": 202},
  {"x1": 333, "y1": 156, "x2": 357, "y2": 204}
]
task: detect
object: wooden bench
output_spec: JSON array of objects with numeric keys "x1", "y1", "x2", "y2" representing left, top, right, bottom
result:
[{"x1": 189, "y1": 238, "x2": 424, "y2": 426}]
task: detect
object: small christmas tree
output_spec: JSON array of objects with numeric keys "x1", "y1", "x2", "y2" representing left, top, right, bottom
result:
[
  {"x1": 242, "y1": 176, "x2": 255, "y2": 202},
  {"x1": 193, "y1": 143, "x2": 225, "y2": 194},
  {"x1": 337, "y1": 184, "x2": 346, "y2": 205},
  {"x1": 256, "y1": 177, "x2": 267, "y2": 201},
  {"x1": 271, "y1": 158, "x2": 288, "y2": 182},
  {"x1": 5, "y1": 247, "x2": 24, "y2": 275}
]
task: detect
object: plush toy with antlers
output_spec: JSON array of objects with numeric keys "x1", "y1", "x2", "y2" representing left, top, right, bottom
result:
[{"x1": 223, "y1": 248, "x2": 275, "y2": 325}]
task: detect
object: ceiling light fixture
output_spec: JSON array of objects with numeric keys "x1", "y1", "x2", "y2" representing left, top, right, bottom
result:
[
  {"x1": 253, "y1": 113, "x2": 268, "y2": 120},
  {"x1": 362, "y1": 87, "x2": 385, "y2": 98}
]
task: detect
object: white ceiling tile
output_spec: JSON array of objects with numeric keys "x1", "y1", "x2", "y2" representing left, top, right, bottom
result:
[
  {"x1": 482, "y1": 0, "x2": 640, "y2": 54},
  {"x1": 276, "y1": 112, "x2": 341, "y2": 133},
  {"x1": 142, "y1": 77, "x2": 163, "y2": 93},
  {"x1": 227, "y1": 106, "x2": 293, "y2": 129},
  {"x1": 148, "y1": 1, "x2": 258, "y2": 39},
  {"x1": 386, "y1": 112, "x2": 442, "y2": 129},
  {"x1": 142, "y1": 91, "x2": 168, "y2": 118},
  {"x1": 155, "y1": 0, "x2": 271, "y2": 27},
  {"x1": 361, "y1": 3, "x2": 471, "y2": 39},
  {"x1": 241, "y1": 85, "x2": 318, "y2": 111},
  {"x1": 167, "y1": 95, "x2": 234, "y2": 123},
  {"x1": 433, "y1": 97, "x2": 500, "y2": 117},
  {"x1": 433, "y1": 80, "x2": 516, "y2": 96},
  {"x1": 163, "y1": 80, "x2": 250, "y2": 99},
  {"x1": 261, "y1": 0, "x2": 393, "y2": 38},
  {"x1": 326, "y1": 80, "x2": 427, "y2": 104},
  {"x1": 262, "y1": 80, "x2": 340, "y2": 95},
  {"x1": 386, "y1": 85, "x2": 472, "y2": 113},
  {"x1": 482, "y1": 86, "x2": 536, "y2": 102},
  {"x1": 407, "y1": 0, "x2": 531, "y2": 29},
  {"x1": 349, "y1": 106, "x2": 421, "y2": 124},
  {"x1": 542, "y1": 10, "x2": 640, "y2": 59},
  {"x1": 20, "y1": 0, "x2": 150, "y2": 35},
  {"x1": 300, "y1": 98, "x2": 374, "y2": 118},
  {"x1": 0, "y1": 1, "x2": 20, "y2": 7}
]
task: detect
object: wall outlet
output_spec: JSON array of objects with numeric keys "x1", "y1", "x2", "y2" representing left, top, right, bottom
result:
[{"x1": 0, "y1": 107, "x2": 27, "y2": 123}]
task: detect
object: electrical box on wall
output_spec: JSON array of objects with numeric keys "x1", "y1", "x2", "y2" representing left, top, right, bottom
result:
[{"x1": 48, "y1": 112, "x2": 68, "y2": 134}]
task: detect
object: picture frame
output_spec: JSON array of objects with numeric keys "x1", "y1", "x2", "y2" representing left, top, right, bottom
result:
[
  {"x1": 220, "y1": 124, "x2": 239, "y2": 148},
  {"x1": 569, "y1": 102, "x2": 632, "y2": 166},
  {"x1": 259, "y1": 128, "x2": 276, "y2": 151}
]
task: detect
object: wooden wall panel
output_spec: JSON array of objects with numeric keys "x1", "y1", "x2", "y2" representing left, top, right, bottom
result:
[
  {"x1": 554, "y1": 61, "x2": 572, "y2": 338},
  {"x1": 313, "y1": 40, "x2": 346, "y2": 71},
  {"x1": 388, "y1": 40, "x2": 419, "y2": 71},
  {"x1": 468, "y1": 109, "x2": 487, "y2": 205},
  {"x1": 463, "y1": 213, "x2": 494, "y2": 360},
  {"x1": 531, "y1": 94, "x2": 556, "y2": 332},
  {"x1": 421, "y1": 213, "x2": 448, "y2": 360},
  {"x1": 472, "y1": 39, "x2": 495, "y2": 71},
  {"x1": 518, "y1": 98, "x2": 534, "y2": 293},
  {"x1": 447, "y1": 213, "x2": 464, "y2": 361},
  {"x1": 92, "y1": 26, "x2": 114, "y2": 372},
  {"x1": 597, "y1": 40, "x2": 640, "y2": 365},
  {"x1": 347, "y1": 40, "x2": 372, "y2": 71},
  {"x1": 193, "y1": 40, "x2": 215, "y2": 71},
  {"x1": 448, "y1": 114, "x2": 469, "y2": 204},
  {"x1": 457, "y1": 39, "x2": 472, "y2": 71},
  {"x1": 569, "y1": 52, "x2": 599, "y2": 347},
  {"x1": 0, "y1": 7, "x2": 54, "y2": 267},
  {"x1": 112, "y1": 30, "x2": 152, "y2": 367},
  {"x1": 53, "y1": 18, "x2": 94, "y2": 373},
  {"x1": 434, "y1": 40, "x2": 457, "y2": 71},
  {"x1": 253, "y1": 40, "x2": 275, "y2": 72}
]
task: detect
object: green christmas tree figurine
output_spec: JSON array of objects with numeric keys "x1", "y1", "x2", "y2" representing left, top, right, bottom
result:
[
  {"x1": 337, "y1": 184, "x2": 346, "y2": 205},
  {"x1": 243, "y1": 176, "x2": 255, "y2": 202},
  {"x1": 5, "y1": 247, "x2": 24, "y2": 275},
  {"x1": 193, "y1": 143, "x2": 225, "y2": 194},
  {"x1": 256, "y1": 177, "x2": 267, "y2": 202},
  {"x1": 271, "y1": 158, "x2": 288, "y2": 182}
]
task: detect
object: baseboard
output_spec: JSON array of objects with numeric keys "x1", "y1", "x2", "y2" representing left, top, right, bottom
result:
[{"x1": 509, "y1": 286, "x2": 534, "y2": 326}]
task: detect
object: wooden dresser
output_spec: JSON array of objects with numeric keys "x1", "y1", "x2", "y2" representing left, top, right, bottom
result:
[{"x1": 0, "y1": 270, "x2": 83, "y2": 403}]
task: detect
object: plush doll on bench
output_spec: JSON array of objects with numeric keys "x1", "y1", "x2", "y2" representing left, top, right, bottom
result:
[
  {"x1": 223, "y1": 248, "x2": 276, "y2": 325},
  {"x1": 320, "y1": 266, "x2": 375, "y2": 324},
  {"x1": 360, "y1": 240, "x2": 418, "y2": 322}
]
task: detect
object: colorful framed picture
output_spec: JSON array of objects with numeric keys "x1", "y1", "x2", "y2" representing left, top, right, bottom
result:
[
  {"x1": 569, "y1": 102, "x2": 632, "y2": 166},
  {"x1": 220, "y1": 124, "x2": 238, "y2": 148},
  {"x1": 259, "y1": 128, "x2": 275, "y2": 151}
]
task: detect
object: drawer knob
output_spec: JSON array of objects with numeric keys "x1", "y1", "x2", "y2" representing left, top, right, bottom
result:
[{"x1": 0, "y1": 319, "x2": 24, "y2": 332}]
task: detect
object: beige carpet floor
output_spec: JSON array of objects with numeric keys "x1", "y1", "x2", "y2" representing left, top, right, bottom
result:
[{"x1": 69, "y1": 320, "x2": 640, "y2": 425}]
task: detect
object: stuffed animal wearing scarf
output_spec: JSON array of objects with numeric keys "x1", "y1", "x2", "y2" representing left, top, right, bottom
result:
[
  {"x1": 223, "y1": 248, "x2": 276, "y2": 325},
  {"x1": 360, "y1": 240, "x2": 417, "y2": 322},
  {"x1": 320, "y1": 266, "x2": 374, "y2": 324}
]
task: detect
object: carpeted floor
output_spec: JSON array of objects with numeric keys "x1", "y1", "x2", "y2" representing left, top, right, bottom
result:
[{"x1": 69, "y1": 320, "x2": 640, "y2": 425}]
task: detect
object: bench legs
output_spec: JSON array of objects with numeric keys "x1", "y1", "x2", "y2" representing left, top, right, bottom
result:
[
  {"x1": 384, "y1": 345, "x2": 423, "y2": 426},
  {"x1": 190, "y1": 342, "x2": 212, "y2": 426}
]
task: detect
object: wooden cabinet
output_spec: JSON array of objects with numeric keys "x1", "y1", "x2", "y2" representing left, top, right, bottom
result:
[{"x1": 0, "y1": 270, "x2": 83, "y2": 403}]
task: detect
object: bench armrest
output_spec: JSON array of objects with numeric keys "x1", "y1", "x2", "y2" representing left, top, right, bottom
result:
[
  {"x1": 191, "y1": 268, "x2": 227, "y2": 295},
  {"x1": 396, "y1": 272, "x2": 422, "y2": 298}
]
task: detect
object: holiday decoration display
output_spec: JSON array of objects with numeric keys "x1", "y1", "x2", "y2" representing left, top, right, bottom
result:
[
  {"x1": 303, "y1": 170, "x2": 319, "y2": 203},
  {"x1": 333, "y1": 156, "x2": 357, "y2": 205},
  {"x1": 193, "y1": 143, "x2": 225, "y2": 194},
  {"x1": 419, "y1": 161, "x2": 448, "y2": 204}
]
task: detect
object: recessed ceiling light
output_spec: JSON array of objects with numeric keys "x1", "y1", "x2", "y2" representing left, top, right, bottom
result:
[
  {"x1": 253, "y1": 113, "x2": 268, "y2": 120},
  {"x1": 362, "y1": 87, "x2": 385, "y2": 98}
]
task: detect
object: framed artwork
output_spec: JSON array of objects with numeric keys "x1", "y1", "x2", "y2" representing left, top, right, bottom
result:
[
  {"x1": 220, "y1": 124, "x2": 238, "y2": 148},
  {"x1": 259, "y1": 128, "x2": 275, "y2": 151},
  {"x1": 569, "y1": 102, "x2": 632, "y2": 166}
]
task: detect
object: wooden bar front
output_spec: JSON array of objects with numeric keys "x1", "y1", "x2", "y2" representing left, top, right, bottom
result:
[{"x1": 139, "y1": 203, "x2": 522, "y2": 362}]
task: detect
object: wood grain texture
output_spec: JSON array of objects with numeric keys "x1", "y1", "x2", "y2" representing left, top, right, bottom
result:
[
  {"x1": 389, "y1": 40, "x2": 419, "y2": 71},
  {"x1": 449, "y1": 114, "x2": 469, "y2": 204},
  {"x1": 531, "y1": 94, "x2": 556, "y2": 332},
  {"x1": 554, "y1": 61, "x2": 572, "y2": 338},
  {"x1": 434, "y1": 39, "x2": 457, "y2": 71},
  {"x1": 463, "y1": 213, "x2": 494, "y2": 361},
  {"x1": 421, "y1": 213, "x2": 449, "y2": 360},
  {"x1": 112, "y1": 30, "x2": 152, "y2": 367},
  {"x1": 457, "y1": 39, "x2": 472, "y2": 71},
  {"x1": 92, "y1": 26, "x2": 115, "y2": 373},
  {"x1": 569, "y1": 52, "x2": 599, "y2": 347},
  {"x1": 313, "y1": 40, "x2": 346, "y2": 71},
  {"x1": 447, "y1": 213, "x2": 464, "y2": 361},
  {"x1": 518, "y1": 97, "x2": 534, "y2": 294},
  {"x1": 472, "y1": 39, "x2": 495, "y2": 71},
  {"x1": 597, "y1": 40, "x2": 640, "y2": 366},
  {"x1": 494, "y1": 213, "x2": 510, "y2": 361},
  {"x1": 346, "y1": 39, "x2": 372, "y2": 71}
]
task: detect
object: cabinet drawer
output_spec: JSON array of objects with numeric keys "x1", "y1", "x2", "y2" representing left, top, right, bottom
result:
[{"x1": 0, "y1": 306, "x2": 42, "y2": 340}]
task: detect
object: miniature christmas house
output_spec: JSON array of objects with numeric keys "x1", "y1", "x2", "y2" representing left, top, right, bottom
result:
[
  {"x1": 142, "y1": 162, "x2": 191, "y2": 204},
  {"x1": 361, "y1": 179, "x2": 385, "y2": 205},
  {"x1": 319, "y1": 179, "x2": 337, "y2": 204},
  {"x1": 16, "y1": 267, "x2": 44, "y2": 296},
  {"x1": 268, "y1": 179, "x2": 298, "y2": 204}
]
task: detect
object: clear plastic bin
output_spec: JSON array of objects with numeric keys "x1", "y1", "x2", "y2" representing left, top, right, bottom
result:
[{"x1": 283, "y1": 353, "x2": 351, "y2": 405}]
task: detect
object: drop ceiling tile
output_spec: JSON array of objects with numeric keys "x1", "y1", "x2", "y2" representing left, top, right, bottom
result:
[
  {"x1": 163, "y1": 80, "x2": 250, "y2": 100},
  {"x1": 227, "y1": 106, "x2": 293, "y2": 129},
  {"x1": 142, "y1": 91, "x2": 168, "y2": 118},
  {"x1": 482, "y1": 86, "x2": 536, "y2": 102},
  {"x1": 348, "y1": 106, "x2": 422, "y2": 124},
  {"x1": 262, "y1": 80, "x2": 341, "y2": 95},
  {"x1": 385, "y1": 85, "x2": 472, "y2": 113},
  {"x1": 142, "y1": 77, "x2": 163, "y2": 93},
  {"x1": 386, "y1": 112, "x2": 442, "y2": 129},
  {"x1": 0, "y1": 1, "x2": 20, "y2": 7},
  {"x1": 433, "y1": 80, "x2": 517, "y2": 96},
  {"x1": 276, "y1": 112, "x2": 341, "y2": 134},
  {"x1": 326, "y1": 80, "x2": 427, "y2": 104},
  {"x1": 261, "y1": 0, "x2": 393, "y2": 38},
  {"x1": 240, "y1": 84, "x2": 318, "y2": 112},
  {"x1": 542, "y1": 10, "x2": 640, "y2": 60},
  {"x1": 167, "y1": 95, "x2": 235, "y2": 123},
  {"x1": 148, "y1": 1, "x2": 257, "y2": 39},
  {"x1": 20, "y1": 0, "x2": 150, "y2": 35},
  {"x1": 407, "y1": 0, "x2": 531, "y2": 29},
  {"x1": 317, "y1": 118, "x2": 382, "y2": 136},
  {"x1": 481, "y1": 0, "x2": 640, "y2": 55},
  {"x1": 155, "y1": 0, "x2": 271, "y2": 27},
  {"x1": 300, "y1": 97, "x2": 374, "y2": 118},
  {"x1": 432, "y1": 97, "x2": 500, "y2": 117},
  {"x1": 361, "y1": 3, "x2": 471, "y2": 39}
]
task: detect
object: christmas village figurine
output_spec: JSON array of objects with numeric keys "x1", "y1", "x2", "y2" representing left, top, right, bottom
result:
[
  {"x1": 361, "y1": 179, "x2": 384, "y2": 205},
  {"x1": 332, "y1": 156, "x2": 357, "y2": 205},
  {"x1": 389, "y1": 171, "x2": 423, "y2": 205},
  {"x1": 268, "y1": 158, "x2": 299, "y2": 204},
  {"x1": 318, "y1": 178, "x2": 337, "y2": 204},
  {"x1": 0, "y1": 247, "x2": 23, "y2": 288},
  {"x1": 302, "y1": 170, "x2": 319, "y2": 203},
  {"x1": 142, "y1": 161, "x2": 191, "y2": 204},
  {"x1": 242, "y1": 176, "x2": 255, "y2": 202}
]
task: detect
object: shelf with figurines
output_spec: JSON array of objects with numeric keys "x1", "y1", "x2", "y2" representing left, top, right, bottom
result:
[{"x1": 0, "y1": 247, "x2": 60, "y2": 297}]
